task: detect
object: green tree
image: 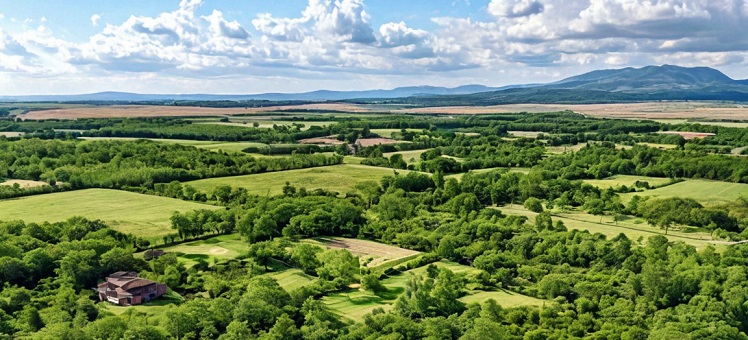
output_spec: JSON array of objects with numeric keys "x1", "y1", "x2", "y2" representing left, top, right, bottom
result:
[
  {"x1": 524, "y1": 197, "x2": 544, "y2": 213},
  {"x1": 317, "y1": 249, "x2": 359, "y2": 288}
]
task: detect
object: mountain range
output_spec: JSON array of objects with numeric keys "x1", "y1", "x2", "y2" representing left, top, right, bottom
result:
[{"x1": 1, "y1": 65, "x2": 747, "y2": 104}]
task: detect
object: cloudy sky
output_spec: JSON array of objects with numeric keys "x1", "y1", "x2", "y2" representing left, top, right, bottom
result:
[{"x1": 2, "y1": 0, "x2": 748, "y2": 95}]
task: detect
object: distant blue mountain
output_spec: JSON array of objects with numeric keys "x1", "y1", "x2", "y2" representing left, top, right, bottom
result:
[
  {"x1": 0, "y1": 85, "x2": 506, "y2": 102},
  {"x1": 3, "y1": 64, "x2": 747, "y2": 104}
]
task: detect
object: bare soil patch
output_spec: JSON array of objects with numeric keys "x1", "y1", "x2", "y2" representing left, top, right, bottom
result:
[
  {"x1": 298, "y1": 136, "x2": 345, "y2": 145},
  {"x1": 21, "y1": 103, "x2": 370, "y2": 120},
  {"x1": 0, "y1": 132, "x2": 24, "y2": 137},
  {"x1": 316, "y1": 237, "x2": 420, "y2": 267},
  {"x1": 355, "y1": 138, "x2": 400, "y2": 147},
  {"x1": 658, "y1": 131, "x2": 716, "y2": 140}
]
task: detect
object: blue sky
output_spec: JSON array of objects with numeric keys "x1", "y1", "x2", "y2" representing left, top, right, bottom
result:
[{"x1": 1, "y1": 0, "x2": 748, "y2": 95}]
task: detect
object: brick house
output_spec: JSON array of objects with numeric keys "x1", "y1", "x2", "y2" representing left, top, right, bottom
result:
[{"x1": 96, "y1": 271, "x2": 167, "y2": 306}]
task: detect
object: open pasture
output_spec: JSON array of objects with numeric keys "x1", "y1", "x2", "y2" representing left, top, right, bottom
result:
[
  {"x1": 0, "y1": 189, "x2": 220, "y2": 240},
  {"x1": 446, "y1": 167, "x2": 531, "y2": 181},
  {"x1": 392, "y1": 102, "x2": 748, "y2": 120},
  {"x1": 0, "y1": 179, "x2": 50, "y2": 188},
  {"x1": 184, "y1": 164, "x2": 407, "y2": 196},
  {"x1": 79, "y1": 137, "x2": 267, "y2": 152},
  {"x1": 619, "y1": 179, "x2": 748, "y2": 206},
  {"x1": 496, "y1": 205, "x2": 721, "y2": 249},
  {"x1": 20, "y1": 103, "x2": 370, "y2": 120},
  {"x1": 314, "y1": 237, "x2": 420, "y2": 268},
  {"x1": 546, "y1": 143, "x2": 588, "y2": 154},
  {"x1": 583, "y1": 175, "x2": 673, "y2": 190},
  {"x1": 382, "y1": 149, "x2": 429, "y2": 164},
  {"x1": 156, "y1": 234, "x2": 248, "y2": 266},
  {"x1": 265, "y1": 268, "x2": 318, "y2": 292}
]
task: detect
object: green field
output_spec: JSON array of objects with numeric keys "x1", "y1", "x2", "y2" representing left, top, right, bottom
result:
[
  {"x1": 382, "y1": 149, "x2": 428, "y2": 164},
  {"x1": 99, "y1": 291, "x2": 184, "y2": 316},
  {"x1": 79, "y1": 137, "x2": 267, "y2": 153},
  {"x1": 583, "y1": 175, "x2": 673, "y2": 189},
  {"x1": 619, "y1": 179, "x2": 748, "y2": 206},
  {"x1": 323, "y1": 260, "x2": 541, "y2": 322},
  {"x1": 184, "y1": 164, "x2": 408, "y2": 196},
  {"x1": 459, "y1": 290, "x2": 545, "y2": 307},
  {"x1": 156, "y1": 234, "x2": 248, "y2": 266},
  {"x1": 0, "y1": 189, "x2": 220, "y2": 240},
  {"x1": 546, "y1": 143, "x2": 588, "y2": 154},
  {"x1": 370, "y1": 128, "x2": 422, "y2": 138},
  {"x1": 497, "y1": 206, "x2": 721, "y2": 249},
  {"x1": 446, "y1": 167, "x2": 531, "y2": 181},
  {"x1": 265, "y1": 268, "x2": 318, "y2": 292}
]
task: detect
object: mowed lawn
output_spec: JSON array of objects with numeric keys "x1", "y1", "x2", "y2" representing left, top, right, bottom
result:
[
  {"x1": 324, "y1": 260, "x2": 544, "y2": 322},
  {"x1": 156, "y1": 234, "x2": 248, "y2": 266},
  {"x1": 184, "y1": 164, "x2": 406, "y2": 196},
  {"x1": 0, "y1": 189, "x2": 220, "y2": 240},
  {"x1": 265, "y1": 269, "x2": 318, "y2": 292},
  {"x1": 583, "y1": 175, "x2": 673, "y2": 189},
  {"x1": 619, "y1": 179, "x2": 748, "y2": 206}
]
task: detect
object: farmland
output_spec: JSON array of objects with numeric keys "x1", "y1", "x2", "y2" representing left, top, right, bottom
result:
[
  {"x1": 80, "y1": 137, "x2": 267, "y2": 153},
  {"x1": 496, "y1": 205, "x2": 722, "y2": 249},
  {"x1": 312, "y1": 237, "x2": 420, "y2": 268},
  {"x1": 382, "y1": 149, "x2": 428, "y2": 164},
  {"x1": 184, "y1": 164, "x2": 409, "y2": 196},
  {"x1": 582, "y1": 175, "x2": 674, "y2": 190},
  {"x1": 619, "y1": 179, "x2": 748, "y2": 206},
  {"x1": 0, "y1": 179, "x2": 50, "y2": 188},
  {"x1": 0, "y1": 189, "x2": 220, "y2": 240}
]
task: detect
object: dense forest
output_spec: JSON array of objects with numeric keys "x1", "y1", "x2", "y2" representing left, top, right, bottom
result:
[{"x1": 1, "y1": 108, "x2": 748, "y2": 338}]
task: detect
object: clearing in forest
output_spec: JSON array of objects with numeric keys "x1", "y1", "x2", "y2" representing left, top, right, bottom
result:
[
  {"x1": 184, "y1": 164, "x2": 407, "y2": 196},
  {"x1": 496, "y1": 205, "x2": 722, "y2": 250},
  {"x1": 582, "y1": 175, "x2": 674, "y2": 190},
  {"x1": 619, "y1": 179, "x2": 748, "y2": 207},
  {"x1": 382, "y1": 149, "x2": 429, "y2": 164},
  {"x1": 79, "y1": 137, "x2": 267, "y2": 153},
  {"x1": 323, "y1": 259, "x2": 543, "y2": 322},
  {"x1": 312, "y1": 237, "x2": 420, "y2": 268},
  {"x1": 155, "y1": 234, "x2": 248, "y2": 266},
  {"x1": 0, "y1": 189, "x2": 220, "y2": 240},
  {"x1": 0, "y1": 179, "x2": 50, "y2": 188},
  {"x1": 265, "y1": 268, "x2": 318, "y2": 292}
]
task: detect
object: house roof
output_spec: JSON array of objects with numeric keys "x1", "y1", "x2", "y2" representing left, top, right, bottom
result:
[{"x1": 103, "y1": 272, "x2": 162, "y2": 292}]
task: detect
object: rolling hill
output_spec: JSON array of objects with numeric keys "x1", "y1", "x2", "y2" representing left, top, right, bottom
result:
[{"x1": 354, "y1": 65, "x2": 748, "y2": 105}]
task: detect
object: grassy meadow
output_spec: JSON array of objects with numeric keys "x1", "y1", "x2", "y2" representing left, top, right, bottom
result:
[
  {"x1": 0, "y1": 189, "x2": 220, "y2": 240},
  {"x1": 382, "y1": 149, "x2": 429, "y2": 164},
  {"x1": 184, "y1": 164, "x2": 407, "y2": 196},
  {"x1": 496, "y1": 205, "x2": 722, "y2": 250},
  {"x1": 79, "y1": 137, "x2": 267, "y2": 153},
  {"x1": 583, "y1": 175, "x2": 673, "y2": 189},
  {"x1": 156, "y1": 234, "x2": 248, "y2": 266},
  {"x1": 619, "y1": 179, "x2": 748, "y2": 206}
]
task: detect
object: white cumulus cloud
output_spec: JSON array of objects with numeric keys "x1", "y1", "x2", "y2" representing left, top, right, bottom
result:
[{"x1": 91, "y1": 14, "x2": 101, "y2": 27}]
